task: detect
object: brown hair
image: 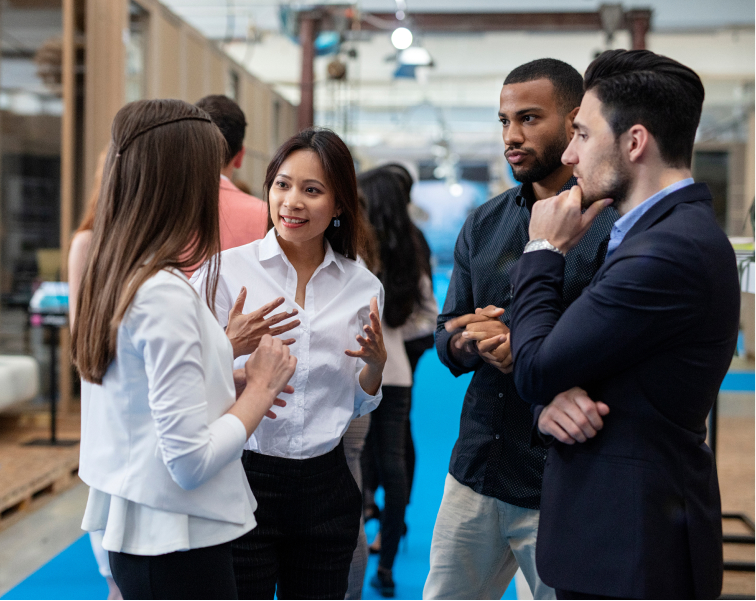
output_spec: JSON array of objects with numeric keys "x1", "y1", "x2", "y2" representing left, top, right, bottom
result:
[
  {"x1": 72, "y1": 99, "x2": 225, "y2": 383},
  {"x1": 264, "y1": 128, "x2": 370, "y2": 261}
]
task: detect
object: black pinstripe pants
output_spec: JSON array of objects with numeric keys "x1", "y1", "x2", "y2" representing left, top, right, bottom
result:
[{"x1": 233, "y1": 442, "x2": 362, "y2": 600}]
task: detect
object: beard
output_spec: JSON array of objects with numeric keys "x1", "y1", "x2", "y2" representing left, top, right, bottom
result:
[
  {"x1": 509, "y1": 130, "x2": 569, "y2": 184},
  {"x1": 577, "y1": 141, "x2": 632, "y2": 210}
]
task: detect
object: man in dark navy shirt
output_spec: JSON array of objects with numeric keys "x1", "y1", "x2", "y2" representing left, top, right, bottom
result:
[{"x1": 423, "y1": 59, "x2": 618, "y2": 600}]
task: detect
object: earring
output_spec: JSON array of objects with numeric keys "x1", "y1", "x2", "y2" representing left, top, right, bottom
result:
[{"x1": 333, "y1": 218, "x2": 341, "y2": 227}]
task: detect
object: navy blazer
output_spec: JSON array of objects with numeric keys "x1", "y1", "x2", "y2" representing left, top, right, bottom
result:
[{"x1": 509, "y1": 183, "x2": 739, "y2": 599}]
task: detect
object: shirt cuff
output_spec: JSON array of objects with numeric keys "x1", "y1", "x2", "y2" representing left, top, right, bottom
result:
[
  {"x1": 212, "y1": 413, "x2": 249, "y2": 460},
  {"x1": 530, "y1": 405, "x2": 555, "y2": 448},
  {"x1": 354, "y1": 370, "x2": 383, "y2": 418}
]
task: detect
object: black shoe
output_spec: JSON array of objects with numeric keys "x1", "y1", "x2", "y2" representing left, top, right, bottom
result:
[{"x1": 370, "y1": 569, "x2": 395, "y2": 598}]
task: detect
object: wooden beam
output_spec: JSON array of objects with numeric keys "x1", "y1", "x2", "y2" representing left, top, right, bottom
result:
[
  {"x1": 359, "y1": 10, "x2": 652, "y2": 37},
  {"x1": 298, "y1": 14, "x2": 317, "y2": 131},
  {"x1": 60, "y1": 0, "x2": 76, "y2": 414}
]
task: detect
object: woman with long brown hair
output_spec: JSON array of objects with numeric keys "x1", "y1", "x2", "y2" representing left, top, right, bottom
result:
[
  {"x1": 73, "y1": 99, "x2": 297, "y2": 600},
  {"x1": 192, "y1": 127, "x2": 387, "y2": 599}
]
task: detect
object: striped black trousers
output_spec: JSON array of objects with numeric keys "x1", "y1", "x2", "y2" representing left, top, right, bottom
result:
[{"x1": 233, "y1": 442, "x2": 362, "y2": 600}]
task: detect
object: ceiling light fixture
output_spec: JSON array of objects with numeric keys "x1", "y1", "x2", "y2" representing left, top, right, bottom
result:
[{"x1": 391, "y1": 27, "x2": 413, "y2": 50}]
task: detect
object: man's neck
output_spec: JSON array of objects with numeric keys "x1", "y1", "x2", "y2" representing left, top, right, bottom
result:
[
  {"x1": 220, "y1": 163, "x2": 235, "y2": 180},
  {"x1": 532, "y1": 164, "x2": 574, "y2": 201},
  {"x1": 618, "y1": 166, "x2": 692, "y2": 216}
]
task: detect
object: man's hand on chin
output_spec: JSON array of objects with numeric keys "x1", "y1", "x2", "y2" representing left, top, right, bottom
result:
[
  {"x1": 528, "y1": 186, "x2": 612, "y2": 254},
  {"x1": 538, "y1": 387, "x2": 610, "y2": 444}
]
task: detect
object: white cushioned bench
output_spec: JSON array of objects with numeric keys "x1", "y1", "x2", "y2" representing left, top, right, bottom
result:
[{"x1": 0, "y1": 356, "x2": 40, "y2": 410}]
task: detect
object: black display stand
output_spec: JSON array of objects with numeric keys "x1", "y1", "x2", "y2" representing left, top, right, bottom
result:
[{"x1": 24, "y1": 312, "x2": 78, "y2": 447}]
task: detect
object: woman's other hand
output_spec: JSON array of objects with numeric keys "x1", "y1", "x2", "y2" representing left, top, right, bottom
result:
[
  {"x1": 346, "y1": 297, "x2": 386, "y2": 396},
  {"x1": 230, "y1": 335, "x2": 297, "y2": 436},
  {"x1": 226, "y1": 287, "x2": 300, "y2": 358}
]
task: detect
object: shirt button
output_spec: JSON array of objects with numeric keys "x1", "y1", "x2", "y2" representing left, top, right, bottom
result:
[
  {"x1": 495, "y1": 434, "x2": 501, "y2": 440},
  {"x1": 498, "y1": 393, "x2": 503, "y2": 398}
]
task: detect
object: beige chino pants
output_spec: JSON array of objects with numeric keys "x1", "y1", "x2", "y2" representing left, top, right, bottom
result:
[{"x1": 423, "y1": 473, "x2": 555, "y2": 600}]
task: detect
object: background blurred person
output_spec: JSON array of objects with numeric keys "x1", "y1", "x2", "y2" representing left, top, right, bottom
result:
[
  {"x1": 195, "y1": 94, "x2": 267, "y2": 254},
  {"x1": 358, "y1": 167, "x2": 438, "y2": 597},
  {"x1": 73, "y1": 99, "x2": 296, "y2": 600},
  {"x1": 192, "y1": 128, "x2": 386, "y2": 600},
  {"x1": 425, "y1": 59, "x2": 618, "y2": 601},
  {"x1": 68, "y1": 149, "x2": 123, "y2": 601},
  {"x1": 382, "y1": 162, "x2": 437, "y2": 513},
  {"x1": 344, "y1": 193, "x2": 380, "y2": 600}
]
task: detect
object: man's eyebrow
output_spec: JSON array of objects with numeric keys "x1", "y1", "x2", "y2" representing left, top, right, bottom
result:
[
  {"x1": 498, "y1": 106, "x2": 544, "y2": 119},
  {"x1": 572, "y1": 120, "x2": 587, "y2": 131}
]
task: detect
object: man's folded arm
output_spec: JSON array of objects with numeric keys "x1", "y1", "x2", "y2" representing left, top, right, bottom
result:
[
  {"x1": 436, "y1": 215, "x2": 483, "y2": 377},
  {"x1": 509, "y1": 248, "x2": 702, "y2": 405}
]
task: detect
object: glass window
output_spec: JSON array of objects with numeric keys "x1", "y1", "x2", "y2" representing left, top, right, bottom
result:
[
  {"x1": 125, "y1": 1, "x2": 148, "y2": 103},
  {"x1": 0, "y1": 0, "x2": 63, "y2": 306}
]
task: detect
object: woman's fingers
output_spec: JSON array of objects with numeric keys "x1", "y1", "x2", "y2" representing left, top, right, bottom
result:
[
  {"x1": 272, "y1": 398, "x2": 287, "y2": 408},
  {"x1": 269, "y1": 321, "x2": 301, "y2": 337},
  {"x1": 228, "y1": 287, "x2": 247, "y2": 321},
  {"x1": 254, "y1": 296, "x2": 286, "y2": 318},
  {"x1": 265, "y1": 309, "x2": 298, "y2": 326},
  {"x1": 368, "y1": 297, "x2": 382, "y2": 333},
  {"x1": 265, "y1": 410, "x2": 278, "y2": 419},
  {"x1": 282, "y1": 338, "x2": 296, "y2": 346}
]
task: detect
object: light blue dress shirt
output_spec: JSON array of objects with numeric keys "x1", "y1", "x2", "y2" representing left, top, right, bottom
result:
[{"x1": 606, "y1": 178, "x2": 695, "y2": 258}]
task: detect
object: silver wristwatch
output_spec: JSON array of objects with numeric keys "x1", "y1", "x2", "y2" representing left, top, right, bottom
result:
[{"x1": 523, "y1": 239, "x2": 565, "y2": 257}]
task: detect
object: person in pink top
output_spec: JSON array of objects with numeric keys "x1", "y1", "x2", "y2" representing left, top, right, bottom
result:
[{"x1": 196, "y1": 95, "x2": 268, "y2": 250}]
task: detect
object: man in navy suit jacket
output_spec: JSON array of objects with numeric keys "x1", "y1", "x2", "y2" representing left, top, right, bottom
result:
[{"x1": 508, "y1": 50, "x2": 740, "y2": 599}]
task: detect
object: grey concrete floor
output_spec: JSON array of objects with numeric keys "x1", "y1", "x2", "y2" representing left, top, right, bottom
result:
[{"x1": 0, "y1": 483, "x2": 88, "y2": 596}]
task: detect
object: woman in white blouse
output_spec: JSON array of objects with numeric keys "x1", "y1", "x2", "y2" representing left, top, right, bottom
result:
[
  {"x1": 72, "y1": 99, "x2": 297, "y2": 600},
  {"x1": 192, "y1": 128, "x2": 387, "y2": 599}
]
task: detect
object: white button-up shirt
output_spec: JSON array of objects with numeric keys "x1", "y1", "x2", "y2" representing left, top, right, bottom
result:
[{"x1": 192, "y1": 229, "x2": 384, "y2": 459}]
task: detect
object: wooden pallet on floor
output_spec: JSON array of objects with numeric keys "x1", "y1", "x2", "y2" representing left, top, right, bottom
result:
[{"x1": 0, "y1": 411, "x2": 82, "y2": 533}]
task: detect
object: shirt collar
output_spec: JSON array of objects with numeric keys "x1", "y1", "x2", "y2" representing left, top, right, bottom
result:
[
  {"x1": 606, "y1": 177, "x2": 694, "y2": 257},
  {"x1": 515, "y1": 176, "x2": 578, "y2": 210},
  {"x1": 220, "y1": 174, "x2": 231, "y2": 183},
  {"x1": 258, "y1": 228, "x2": 345, "y2": 273}
]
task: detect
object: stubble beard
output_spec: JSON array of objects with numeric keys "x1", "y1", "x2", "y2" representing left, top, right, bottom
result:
[
  {"x1": 578, "y1": 143, "x2": 632, "y2": 210},
  {"x1": 509, "y1": 130, "x2": 569, "y2": 185}
]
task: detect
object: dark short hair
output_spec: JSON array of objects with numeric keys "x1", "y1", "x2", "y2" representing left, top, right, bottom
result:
[
  {"x1": 196, "y1": 94, "x2": 246, "y2": 164},
  {"x1": 504, "y1": 58, "x2": 584, "y2": 114},
  {"x1": 264, "y1": 128, "x2": 371, "y2": 261},
  {"x1": 584, "y1": 49, "x2": 704, "y2": 168}
]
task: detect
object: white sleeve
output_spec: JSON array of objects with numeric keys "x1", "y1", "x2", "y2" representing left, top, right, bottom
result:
[
  {"x1": 127, "y1": 277, "x2": 246, "y2": 491},
  {"x1": 401, "y1": 273, "x2": 439, "y2": 341},
  {"x1": 353, "y1": 281, "x2": 385, "y2": 418}
]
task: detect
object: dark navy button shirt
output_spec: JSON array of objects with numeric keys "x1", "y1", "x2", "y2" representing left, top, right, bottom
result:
[{"x1": 436, "y1": 177, "x2": 618, "y2": 509}]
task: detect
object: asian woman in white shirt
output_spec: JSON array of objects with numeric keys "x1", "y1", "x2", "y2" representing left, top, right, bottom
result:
[
  {"x1": 192, "y1": 128, "x2": 387, "y2": 599},
  {"x1": 72, "y1": 99, "x2": 297, "y2": 600}
]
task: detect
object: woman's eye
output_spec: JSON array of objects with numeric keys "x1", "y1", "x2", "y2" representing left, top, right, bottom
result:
[
  {"x1": 275, "y1": 181, "x2": 287, "y2": 188},
  {"x1": 306, "y1": 187, "x2": 320, "y2": 194}
]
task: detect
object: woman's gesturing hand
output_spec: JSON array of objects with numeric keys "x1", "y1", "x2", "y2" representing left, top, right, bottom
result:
[
  {"x1": 346, "y1": 297, "x2": 386, "y2": 397},
  {"x1": 245, "y1": 335, "x2": 298, "y2": 402},
  {"x1": 226, "y1": 287, "x2": 300, "y2": 358},
  {"x1": 230, "y1": 335, "x2": 298, "y2": 437},
  {"x1": 345, "y1": 297, "x2": 386, "y2": 367}
]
